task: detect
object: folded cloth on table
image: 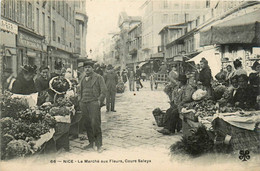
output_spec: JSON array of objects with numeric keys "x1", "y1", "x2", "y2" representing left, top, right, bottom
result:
[{"x1": 213, "y1": 111, "x2": 260, "y2": 131}]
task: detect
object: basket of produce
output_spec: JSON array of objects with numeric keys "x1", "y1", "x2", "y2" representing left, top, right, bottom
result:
[
  {"x1": 116, "y1": 82, "x2": 125, "y2": 93},
  {"x1": 152, "y1": 108, "x2": 166, "y2": 127},
  {"x1": 49, "y1": 76, "x2": 72, "y2": 95}
]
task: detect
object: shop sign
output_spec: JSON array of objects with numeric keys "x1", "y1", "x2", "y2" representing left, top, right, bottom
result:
[
  {"x1": 18, "y1": 32, "x2": 42, "y2": 51},
  {"x1": 0, "y1": 19, "x2": 18, "y2": 34}
]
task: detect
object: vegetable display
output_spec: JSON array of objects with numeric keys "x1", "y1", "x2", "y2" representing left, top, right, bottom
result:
[
  {"x1": 1, "y1": 91, "x2": 29, "y2": 118},
  {"x1": 194, "y1": 100, "x2": 218, "y2": 117},
  {"x1": 5, "y1": 140, "x2": 32, "y2": 159}
]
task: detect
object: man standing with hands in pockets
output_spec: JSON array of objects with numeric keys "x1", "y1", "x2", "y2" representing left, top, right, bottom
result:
[
  {"x1": 104, "y1": 64, "x2": 118, "y2": 112},
  {"x1": 78, "y1": 61, "x2": 107, "y2": 153}
]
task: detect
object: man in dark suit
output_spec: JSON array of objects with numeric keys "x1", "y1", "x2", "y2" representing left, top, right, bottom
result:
[
  {"x1": 104, "y1": 64, "x2": 118, "y2": 112},
  {"x1": 78, "y1": 61, "x2": 107, "y2": 153},
  {"x1": 35, "y1": 66, "x2": 50, "y2": 105}
]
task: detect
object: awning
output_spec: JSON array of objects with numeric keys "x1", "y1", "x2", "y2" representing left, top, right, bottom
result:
[
  {"x1": 187, "y1": 48, "x2": 222, "y2": 77},
  {"x1": 138, "y1": 61, "x2": 149, "y2": 68},
  {"x1": 200, "y1": 9, "x2": 260, "y2": 46}
]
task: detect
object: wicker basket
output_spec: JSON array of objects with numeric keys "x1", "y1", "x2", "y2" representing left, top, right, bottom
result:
[
  {"x1": 212, "y1": 118, "x2": 260, "y2": 152},
  {"x1": 153, "y1": 111, "x2": 166, "y2": 127}
]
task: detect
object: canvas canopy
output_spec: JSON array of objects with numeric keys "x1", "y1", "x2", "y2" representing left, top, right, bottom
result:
[{"x1": 200, "y1": 9, "x2": 260, "y2": 46}]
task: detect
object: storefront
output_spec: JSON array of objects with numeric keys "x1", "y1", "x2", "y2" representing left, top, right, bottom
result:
[
  {"x1": 48, "y1": 47, "x2": 74, "y2": 72},
  {"x1": 17, "y1": 27, "x2": 46, "y2": 74},
  {"x1": 1, "y1": 18, "x2": 18, "y2": 76}
]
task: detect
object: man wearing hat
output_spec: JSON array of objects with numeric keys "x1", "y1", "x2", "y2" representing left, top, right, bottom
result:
[
  {"x1": 78, "y1": 61, "x2": 107, "y2": 153},
  {"x1": 104, "y1": 64, "x2": 118, "y2": 112},
  {"x1": 94, "y1": 63, "x2": 104, "y2": 77},
  {"x1": 158, "y1": 74, "x2": 195, "y2": 135},
  {"x1": 11, "y1": 65, "x2": 37, "y2": 95}
]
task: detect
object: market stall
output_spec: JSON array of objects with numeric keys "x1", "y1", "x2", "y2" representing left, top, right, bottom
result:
[{"x1": 0, "y1": 76, "x2": 79, "y2": 159}]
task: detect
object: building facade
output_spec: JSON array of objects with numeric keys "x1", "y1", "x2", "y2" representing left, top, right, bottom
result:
[
  {"x1": 159, "y1": 0, "x2": 260, "y2": 76},
  {"x1": 127, "y1": 22, "x2": 143, "y2": 68},
  {"x1": 141, "y1": 0, "x2": 211, "y2": 61},
  {"x1": 0, "y1": 0, "x2": 88, "y2": 77},
  {"x1": 118, "y1": 12, "x2": 141, "y2": 69}
]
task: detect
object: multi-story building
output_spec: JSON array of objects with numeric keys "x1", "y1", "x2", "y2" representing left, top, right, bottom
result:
[
  {"x1": 141, "y1": 0, "x2": 211, "y2": 61},
  {"x1": 159, "y1": 0, "x2": 260, "y2": 76},
  {"x1": 127, "y1": 22, "x2": 142, "y2": 68},
  {"x1": 118, "y1": 12, "x2": 141, "y2": 69},
  {"x1": 0, "y1": 0, "x2": 88, "y2": 77},
  {"x1": 74, "y1": 0, "x2": 88, "y2": 64}
]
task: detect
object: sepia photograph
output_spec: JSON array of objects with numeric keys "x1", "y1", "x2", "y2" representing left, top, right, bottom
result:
[{"x1": 0, "y1": 0, "x2": 260, "y2": 170}]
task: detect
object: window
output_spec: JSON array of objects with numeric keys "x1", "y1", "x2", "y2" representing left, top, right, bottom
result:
[
  {"x1": 62, "y1": 1, "x2": 65, "y2": 17},
  {"x1": 66, "y1": 3, "x2": 68, "y2": 20},
  {"x1": 57, "y1": 1, "x2": 60, "y2": 13},
  {"x1": 174, "y1": 3, "x2": 179, "y2": 9},
  {"x1": 185, "y1": 13, "x2": 189, "y2": 22},
  {"x1": 70, "y1": 42, "x2": 72, "y2": 48},
  {"x1": 163, "y1": 0, "x2": 168, "y2": 8},
  {"x1": 20, "y1": 2, "x2": 25, "y2": 25},
  {"x1": 184, "y1": 3, "x2": 190, "y2": 9},
  {"x1": 52, "y1": 0, "x2": 55, "y2": 9},
  {"x1": 76, "y1": 20, "x2": 80, "y2": 35},
  {"x1": 24, "y1": 2, "x2": 27, "y2": 25},
  {"x1": 58, "y1": 37, "x2": 60, "y2": 43},
  {"x1": 42, "y1": 12, "x2": 45, "y2": 36},
  {"x1": 36, "y1": 8, "x2": 39, "y2": 32},
  {"x1": 48, "y1": 1, "x2": 51, "y2": 12},
  {"x1": 52, "y1": 20, "x2": 56, "y2": 41},
  {"x1": 174, "y1": 14, "x2": 178, "y2": 23},
  {"x1": 1, "y1": 0, "x2": 5, "y2": 16},
  {"x1": 163, "y1": 14, "x2": 168, "y2": 23},
  {"x1": 16, "y1": 1, "x2": 20, "y2": 22},
  {"x1": 61, "y1": 27, "x2": 65, "y2": 44},
  {"x1": 69, "y1": 7, "x2": 71, "y2": 22},
  {"x1": 28, "y1": 3, "x2": 33, "y2": 28},
  {"x1": 206, "y1": 0, "x2": 210, "y2": 8},
  {"x1": 48, "y1": 16, "x2": 51, "y2": 40}
]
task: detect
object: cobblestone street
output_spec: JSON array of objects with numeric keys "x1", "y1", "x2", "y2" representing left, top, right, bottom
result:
[{"x1": 70, "y1": 81, "x2": 181, "y2": 152}]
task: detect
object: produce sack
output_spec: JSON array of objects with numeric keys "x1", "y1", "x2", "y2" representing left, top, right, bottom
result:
[
  {"x1": 192, "y1": 89, "x2": 207, "y2": 101},
  {"x1": 11, "y1": 92, "x2": 38, "y2": 107}
]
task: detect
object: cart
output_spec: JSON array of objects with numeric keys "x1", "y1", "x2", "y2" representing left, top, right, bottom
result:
[{"x1": 154, "y1": 74, "x2": 168, "y2": 89}]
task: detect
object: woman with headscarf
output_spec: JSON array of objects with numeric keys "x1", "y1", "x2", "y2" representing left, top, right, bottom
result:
[
  {"x1": 225, "y1": 65, "x2": 234, "y2": 86},
  {"x1": 198, "y1": 58, "x2": 213, "y2": 96},
  {"x1": 11, "y1": 65, "x2": 37, "y2": 95}
]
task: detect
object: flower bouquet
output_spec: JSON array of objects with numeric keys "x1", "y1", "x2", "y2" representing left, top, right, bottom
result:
[{"x1": 49, "y1": 76, "x2": 72, "y2": 95}]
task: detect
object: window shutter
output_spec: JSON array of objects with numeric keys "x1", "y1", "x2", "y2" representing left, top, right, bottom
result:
[
  {"x1": 1, "y1": 0, "x2": 5, "y2": 16},
  {"x1": 21, "y1": 1, "x2": 25, "y2": 25},
  {"x1": 32, "y1": 3, "x2": 34, "y2": 30}
]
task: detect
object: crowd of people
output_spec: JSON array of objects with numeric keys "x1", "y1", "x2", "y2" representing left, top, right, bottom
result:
[
  {"x1": 2, "y1": 57, "x2": 259, "y2": 150},
  {"x1": 158, "y1": 58, "x2": 260, "y2": 135}
]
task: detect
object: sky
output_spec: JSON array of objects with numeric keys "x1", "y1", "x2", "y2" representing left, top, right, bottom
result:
[{"x1": 85, "y1": 0, "x2": 145, "y2": 55}]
